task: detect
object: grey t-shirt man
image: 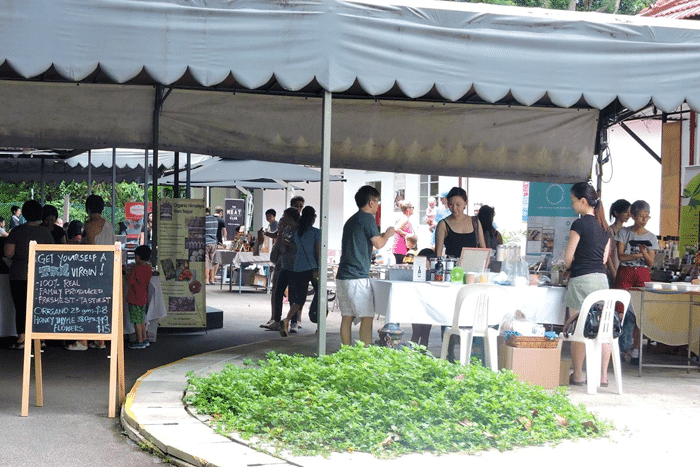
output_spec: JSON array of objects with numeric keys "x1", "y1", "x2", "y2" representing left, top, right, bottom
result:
[
  {"x1": 205, "y1": 214, "x2": 218, "y2": 246},
  {"x1": 336, "y1": 211, "x2": 379, "y2": 280}
]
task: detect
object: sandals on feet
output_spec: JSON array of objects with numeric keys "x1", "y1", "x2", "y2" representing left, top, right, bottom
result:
[
  {"x1": 65, "y1": 342, "x2": 88, "y2": 351},
  {"x1": 9, "y1": 342, "x2": 24, "y2": 350},
  {"x1": 88, "y1": 342, "x2": 107, "y2": 349},
  {"x1": 568, "y1": 374, "x2": 586, "y2": 386}
]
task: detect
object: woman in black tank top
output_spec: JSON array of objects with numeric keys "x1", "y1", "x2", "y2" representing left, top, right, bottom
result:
[{"x1": 435, "y1": 187, "x2": 485, "y2": 258}]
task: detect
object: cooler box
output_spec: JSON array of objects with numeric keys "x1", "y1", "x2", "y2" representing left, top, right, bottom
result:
[
  {"x1": 386, "y1": 267, "x2": 413, "y2": 281},
  {"x1": 498, "y1": 336, "x2": 563, "y2": 389}
]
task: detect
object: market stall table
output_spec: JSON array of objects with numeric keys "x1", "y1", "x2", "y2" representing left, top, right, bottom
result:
[
  {"x1": 215, "y1": 251, "x2": 273, "y2": 293},
  {"x1": 631, "y1": 287, "x2": 700, "y2": 376},
  {"x1": 123, "y1": 274, "x2": 167, "y2": 342},
  {"x1": 372, "y1": 280, "x2": 567, "y2": 326}
]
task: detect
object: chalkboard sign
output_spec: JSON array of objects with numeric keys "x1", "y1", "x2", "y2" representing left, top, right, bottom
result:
[
  {"x1": 32, "y1": 250, "x2": 114, "y2": 334},
  {"x1": 22, "y1": 242, "x2": 125, "y2": 418},
  {"x1": 224, "y1": 198, "x2": 245, "y2": 240}
]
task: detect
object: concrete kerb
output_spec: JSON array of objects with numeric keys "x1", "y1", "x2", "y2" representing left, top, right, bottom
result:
[
  {"x1": 121, "y1": 334, "x2": 335, "y2": 467},
  {"x1": 121, "y1": 330, "x2": 700, "y2": 466}
]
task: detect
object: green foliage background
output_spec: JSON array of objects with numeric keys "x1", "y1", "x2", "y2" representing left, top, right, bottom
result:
[{"x1": 0, "y1": 181, "x2": 179, "y2": 224}]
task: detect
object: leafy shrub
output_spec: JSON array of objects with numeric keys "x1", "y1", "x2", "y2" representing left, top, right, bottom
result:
[{"x1": 185, "y1": 344, "x2": 609, "y2": 457}]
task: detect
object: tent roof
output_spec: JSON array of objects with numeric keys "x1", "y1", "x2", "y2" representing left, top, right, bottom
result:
[
  {"x1": 0, "y1": 156, "x2": 154, "y2": 183},
  {"x1": 159, "y1": 158, "x2": 344, "y2": 188},
  {"x1": 66, "y1": 149, "x2": 211, "y2": 170},
  {"x1": 2, "y1": 0, "x2": 699, "y2": 112},
  {"x1": 1, "y1": 0, "x2": 699, "y2": 183}
]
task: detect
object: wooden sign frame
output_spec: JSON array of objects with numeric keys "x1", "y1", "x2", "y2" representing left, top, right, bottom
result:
[{"x1": 21, "y1": 242, "x2": 125, "y2": 417}]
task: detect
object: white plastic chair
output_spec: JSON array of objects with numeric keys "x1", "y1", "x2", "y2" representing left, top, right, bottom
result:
[
  {"x1": 560, "y1": 289, "x2": 630, "y2": 395},
  {"x1": 440, "y1": 284, "x2": 510, "y2": 370}
]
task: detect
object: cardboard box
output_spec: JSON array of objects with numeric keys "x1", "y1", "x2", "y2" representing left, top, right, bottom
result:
[
  {"x1": 252, "y1": 273, "x2": 267, "y2": 287},
  {"x1": 498, "y1": 336, "x2": 563, "y2": 389},
  {"x1": 231, "y1": 268, "x2": 256, "y2": 285}
]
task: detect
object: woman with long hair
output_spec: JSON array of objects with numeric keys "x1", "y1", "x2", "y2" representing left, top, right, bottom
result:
[
  {"x1": 606, "y1": 199, "x2": 631, "y2": 281},
  {"x1": 563, "y1": 182, "x2": 612, "y2": 386},
  {"x1": 280, "y1": 206, "x2": 321, "y2": 337},
  {"x1": 477, "y1": 205, "x2": 503, "y2": 251},
  {"x1": 434, "y1": 187, "x2": 486, "y2": 258}
]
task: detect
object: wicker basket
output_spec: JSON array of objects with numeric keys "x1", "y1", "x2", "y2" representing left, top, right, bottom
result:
[{"x1": 506, "y1": 335, "x2": 559, "y2": 349}]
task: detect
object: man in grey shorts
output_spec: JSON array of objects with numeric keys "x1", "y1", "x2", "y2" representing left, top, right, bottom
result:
[{"x1": 337, "y1": 186, "x2": 395, "y2": 345}]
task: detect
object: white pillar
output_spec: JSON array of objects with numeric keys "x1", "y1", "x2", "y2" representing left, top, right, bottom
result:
[{"x1": 317, "y1": 91, "x2": 332, "y2": 356}]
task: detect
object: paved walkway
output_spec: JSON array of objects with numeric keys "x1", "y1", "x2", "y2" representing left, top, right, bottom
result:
[
  {"x1": 3, "y1": 285, "x2": 699, "y2": 465},
  {"x1": 122, "y1": 329, "x2": 700, "y2": 466}
]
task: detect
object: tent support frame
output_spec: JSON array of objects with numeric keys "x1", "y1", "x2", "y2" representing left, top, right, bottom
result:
[
  {"x1": 317, "y1": 91, "x2": 332, "y2": 356},
  {"x1": 150, "y1": 83, "x2": 164, "y2": 264},
  {"x1": 619, "y1": 122, "x2": 662, "y2": 163}
]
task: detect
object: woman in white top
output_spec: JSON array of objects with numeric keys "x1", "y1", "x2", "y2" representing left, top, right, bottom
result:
[
  {"x1": 66, "y1": 195, "x2": 116, "y2": 351},
  {"x1": 613, "y1": 200, "x2": 658, "y2": 364},
  {"x1": 606, "y1": 199, "x2": 631, "y2": 282}
]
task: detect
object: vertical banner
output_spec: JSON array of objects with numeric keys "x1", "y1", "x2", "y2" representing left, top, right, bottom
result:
[
  {"x1": 124, "y1": 202, "x2": 152, "y2": 239},
  {"x1": 224, "y1": 198, "x2": 245, "y2": 241},
  {"x1": 679, "y1": 172, "x2": 700, "y2": 252},
  {"x1": 525, "y1": 183, "x2": 577, "y2": 262},
  {"x1": 157, "y1": 199, "x2": 206, "y2": 328}
]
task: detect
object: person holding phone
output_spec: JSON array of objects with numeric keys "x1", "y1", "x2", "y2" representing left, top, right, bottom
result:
[{"x1": 613, "y1": 200, "x2": 658, "y2": 365}]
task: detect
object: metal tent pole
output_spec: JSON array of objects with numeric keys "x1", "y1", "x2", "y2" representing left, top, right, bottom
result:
[
  {"x1": 317, "y1": 91, "x2": 332, "y2": 356},
  {"x1": 151, "y1": 84, "x2": 163, "y2": 264},
  {"x1": 112, "y1": 148, "x2": 116, "y2": 227},
  {"x1": 40, "y1": 158, "x2": 45, "y2": 204},
  {"x1": 144, "y1": 148, "x2": 149, "y2": 249},
  {"x1": 88, "y1": 149, "x2": 92, "y2": 193},
  {"x1": 174, "y1": 151, "x2": 180, "y2": 198},
  {"x1": 186, "y1": 152, "x2": 191, "y2": 198}
]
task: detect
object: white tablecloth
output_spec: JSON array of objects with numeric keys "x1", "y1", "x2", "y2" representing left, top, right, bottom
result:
[
  {"x1": 123, "y1": 275, "x2": 167, "y2": 341},
  {"x1": 214, "y1": 250, "x2": 271, "y2": 268},
  {"x1": 371, "y1": 280, "x2": 566, "y2": 326},
  {"x1": 631, "y1": 289, "x2": 700, "y2": 357}
]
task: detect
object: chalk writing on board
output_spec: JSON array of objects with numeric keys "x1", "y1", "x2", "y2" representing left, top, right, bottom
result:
[{"x1": 32, "y1": 251, "x2": 114, "y2": 334}]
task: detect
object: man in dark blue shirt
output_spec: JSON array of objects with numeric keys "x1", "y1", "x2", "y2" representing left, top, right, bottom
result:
[{"x1": 337, "y1": 186, "x2": 394, "y2": 345}]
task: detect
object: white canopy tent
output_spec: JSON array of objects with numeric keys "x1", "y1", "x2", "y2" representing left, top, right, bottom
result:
[
  {"x1": 2, "y1": 0, "x2": 700, "y2": 180},
  {"x1": 2, "y1": 0, "x2": 700, "y2": 353},
  {"x1": 160, "y1": 158, "x2": 345, "y2": 186}
]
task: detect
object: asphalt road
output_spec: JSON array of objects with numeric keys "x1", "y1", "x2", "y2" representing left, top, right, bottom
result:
[{"x1": 0, "y1": 285, "x2": 336, "y2": 466}]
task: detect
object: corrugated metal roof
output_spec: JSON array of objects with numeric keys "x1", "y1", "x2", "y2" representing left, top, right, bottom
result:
[{"x1": 640, "y1": 0, "x2": 700, "y2": 19}]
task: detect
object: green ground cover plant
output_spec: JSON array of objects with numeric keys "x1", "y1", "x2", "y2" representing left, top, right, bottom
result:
[{"x1": 185, "y1": 344, "x2": 609, "y2": 458}]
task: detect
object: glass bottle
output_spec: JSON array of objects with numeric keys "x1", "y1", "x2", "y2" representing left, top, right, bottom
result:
[{"x1": 435, "y1": 257, "x2": 444, "y2": 282}]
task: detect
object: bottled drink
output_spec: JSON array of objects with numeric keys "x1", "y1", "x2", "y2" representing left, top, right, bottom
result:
[{"x1": 435, "y1": 257, "x2": 444, "y2": 282}]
